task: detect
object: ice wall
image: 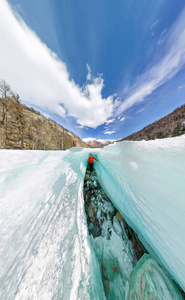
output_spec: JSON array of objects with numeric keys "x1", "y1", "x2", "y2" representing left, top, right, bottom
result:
[
  {"x1": 95, "y1": 135, "x2": 185, "y2": 292},
  {"x1": 128, "y1": 254, "x2": 183, "y2": 300},
  {"x1": 0, "y1": 149, "x2": 105, "y2": 300},
  {"x1": 1, "y1": 135, "x2": 185, "y2": 299}
]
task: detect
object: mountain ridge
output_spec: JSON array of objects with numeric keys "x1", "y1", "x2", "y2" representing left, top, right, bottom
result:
[
  {"x1": 86, "y1": 139, "x2": 115, "y2": 148},
  {"x1": 123, "y1": 104, "x2": 185, "y2": 141}
]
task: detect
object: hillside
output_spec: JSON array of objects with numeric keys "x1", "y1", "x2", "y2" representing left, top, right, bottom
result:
[
  {"x1": 123, "y1": 105, "x2": 185, "y2": 141},
  {"x1": 86, "y1": 139, "x2": 115, "y2": 148},
  {"x1": 0, "y1": 81, "x2": 87, "y2": 150}
]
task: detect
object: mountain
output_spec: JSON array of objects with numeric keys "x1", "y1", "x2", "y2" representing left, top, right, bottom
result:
[
  {"x1": 123, "y1": 104, "x2": 185, "y2": 141},
  {"x1": 86, "y1": 139, "x2": 115, "y2": 148},
  {"x1": 0, "y1": 81, "x2": 87, "y2": 150}
]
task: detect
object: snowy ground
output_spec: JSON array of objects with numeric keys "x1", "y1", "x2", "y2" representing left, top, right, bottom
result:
[{"x1": 0, "y1": 135, "x2": 185, "y2": 299}]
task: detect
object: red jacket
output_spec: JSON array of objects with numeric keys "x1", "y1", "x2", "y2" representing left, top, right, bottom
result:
[{"x1": 88, "y1": 156, "x2": 98, "y2": 164}]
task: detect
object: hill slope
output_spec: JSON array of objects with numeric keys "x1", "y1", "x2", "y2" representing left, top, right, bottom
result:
[
  {"x1": 0, "y1": 97, "x2": 87, "y2": 150},
  {"x1": 123, "y1": 105, "x2": 185, "y2": 141}
]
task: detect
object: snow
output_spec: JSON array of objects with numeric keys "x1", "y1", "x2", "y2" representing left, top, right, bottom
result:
[{"x1": 0, "y1": 135, "x2": 185, "y2": 299}]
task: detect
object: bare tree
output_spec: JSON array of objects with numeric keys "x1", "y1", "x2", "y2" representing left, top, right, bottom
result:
[
  {"x1": 0, "y1": 80, "x2": 13, "y2": 147},
  {"x1": 0, "y1": 80, "x2": 12, "y2": 100},
  {"x1": 12, "y1": 93, "x2": 20, "y2": 103}
]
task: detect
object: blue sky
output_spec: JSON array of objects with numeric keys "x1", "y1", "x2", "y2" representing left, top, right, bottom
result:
[{"x1": 1, "y1": 0, "x2": 185, "y2": 142}]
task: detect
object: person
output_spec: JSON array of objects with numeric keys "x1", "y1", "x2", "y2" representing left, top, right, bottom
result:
[{"x1": 88, "y1": 154, "x2": 98, "y2": 172}]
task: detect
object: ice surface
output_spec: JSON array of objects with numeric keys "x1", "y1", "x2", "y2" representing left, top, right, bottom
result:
[
  {"x1": 0, "y1": 149, "x2": 105, "y2": 300},
  {"x1": 127, "y1": 254, "x2": 183, "y2": 300},
  {"x1": 83, "y1": 169, "x2": 137, "y2": 299},
  {"x1": 0, "y1": 135, "x2": 185, "y2": 299},
  {"x1": 95, "y1": 135, "x2": 185, "y2": 292},
  {"x1": 91, "y1": 215, "x2": 136, "y2": 299}
]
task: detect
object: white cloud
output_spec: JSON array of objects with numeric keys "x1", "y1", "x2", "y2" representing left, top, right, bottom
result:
[
  {"x1": 117, "y1": 8, "x2": 185, "y2": 115},
  {"x1": 151, "y1": 19, "x2": 159, "y2": 29},
  {"x1": 0, "y1": 0, "x2": 116, "y2": 128},
  {"x1": 104, "y1": 131, "x2": 115, "y2": 135},
  {"x1": 83, "y1": 137, "x2": 96, "y2": 143},
  {"x1": 137, "y1": 108, "x2": 144, "y2": 113},
  {"x1": 119, "y1": 116, "x2": 125, "y2": 122},
  {"x1": 75, "y1": 125, "x2": 84, "y2": 129},
  {"x1": 96, "y1": 138, "x2": 116, "y2": 143},
  {"x1": 157, "y1": 28, "x2": 167, "y2": 45},
  {"x1": 86, "y1": 64, "x2": 92, "y2": 81},
  {"x1": 105, "y1": 118, "x2": 115, "y2": 124}
]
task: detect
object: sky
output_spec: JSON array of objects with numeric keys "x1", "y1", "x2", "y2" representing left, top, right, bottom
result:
[{"x1": 1, "y1": 0, "x2": 185, "y2": 142}]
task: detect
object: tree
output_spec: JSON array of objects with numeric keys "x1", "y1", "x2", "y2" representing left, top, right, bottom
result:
[
  {"x1": 12, "y1": 93, "x2": 20, "y2": 104},
  {"x1": 0, "y1": 80, "x2": 12, "y2": 100},
  {"x1": 0, "y1": 80, "x2": 13, "y2": 147},
  {"x1": 172, "y1": 123, "x2": 181, "y2": 137}
]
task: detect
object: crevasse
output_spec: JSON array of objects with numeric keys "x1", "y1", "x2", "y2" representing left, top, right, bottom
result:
[{"x1": 0, "y1": 135, "x2": 185, "y2": 299}]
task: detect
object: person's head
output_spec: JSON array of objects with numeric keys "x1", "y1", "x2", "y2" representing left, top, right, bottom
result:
[{"x1": 90, "y1": 154, "x2": 92, "y2": 157}]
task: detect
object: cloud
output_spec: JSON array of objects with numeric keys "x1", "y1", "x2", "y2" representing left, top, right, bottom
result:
[
  {"x1": 157, "y1": 28, "x2": 167, "y2": 45},
  {"x1": 86, "y1": 64, "x2": 92, "y2": 81},
  {"x1": 119, "y1": 116, "x2": 125, "y2": 122},
  {"x1": 105, "y1": 118, "x2": 115, "y2": 124},
  {"x1": 117, "y1": 8, "x2": 185, "y2": 115},
  {"x1": 104, "y1": 131, "x2": 115, "y2": 135},
  {"x1": 151, "y1": 19, "x2": 159, "y2": 29},
  {"x1": 137, "y1": 108, "x2": 144, "y2": 113},
  {"x1": 0, "y1": 0, "x2": 116, "y2": 129},
  {"x1": 96, "y1": 138, "x2": 116, "y2": 143},
  {"x1": 75, "y1": 125, "x2": 85, "y2": 129},
  {"x1": 83, "y1": 137, "x2": 96, "y2": 143}
]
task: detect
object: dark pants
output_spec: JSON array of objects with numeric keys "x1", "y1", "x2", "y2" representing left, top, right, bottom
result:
[{"x1": 89, "y1": 163, "x2": 93, "y2": 172}]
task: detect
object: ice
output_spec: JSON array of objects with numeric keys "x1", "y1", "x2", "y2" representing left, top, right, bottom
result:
[
  {"x1": 91, "y1": 216, "x2": 136, "y2": 299},
  {"x1": 127, "y1": 254, "x2": 183, "y2": 299},
  {"x1": 0, "y1": 149, "x2": 105, "y2": 300},
  {"x1": 0, "y1": 135, "x2": 185, "y2": 299},
  {"x1": 95, "y1": 135, "x2": 185, "y2": 292}
]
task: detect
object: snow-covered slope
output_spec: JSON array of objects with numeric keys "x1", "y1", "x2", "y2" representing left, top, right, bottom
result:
[{"x1": 0, "y1": 135, "x2": 185, "y2": 299}]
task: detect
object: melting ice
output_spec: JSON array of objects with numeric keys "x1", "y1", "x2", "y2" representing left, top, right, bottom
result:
[{"x1": 0, "y1": 135, "x2": 185, "y2": 299}]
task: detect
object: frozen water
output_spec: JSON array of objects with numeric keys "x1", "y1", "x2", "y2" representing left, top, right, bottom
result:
[
  {"x1": 95, "y1": 135, "x2": 185, "y2": 292},
  {"x1": 127, "y1": 254, "x2": 183, "y2": 300},
  {"x1": 0, "y1": 135, "x2": 185, "y2": 299},
  {"x1": 0, "y1": 149, "x2": 105, "y2": 300}
]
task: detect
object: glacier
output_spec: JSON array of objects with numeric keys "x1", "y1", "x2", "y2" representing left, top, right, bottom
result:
[{"x1": 0, "y1": 135, "x2": 185, "y2": 299}]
